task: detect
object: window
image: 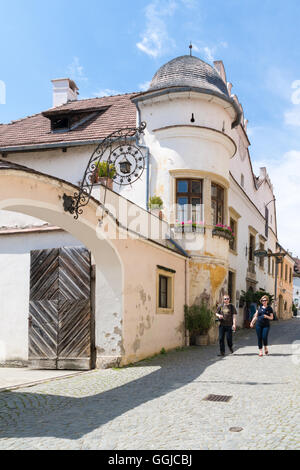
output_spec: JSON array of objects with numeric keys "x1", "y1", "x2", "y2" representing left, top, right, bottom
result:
[
  {"x1": 51, "y1": 116, "x2": 70, "y2": 131},
  {"x1": 211, "y1": 183, "x2": 224, "y2": 225},
  {"x1": 241, "y1": 174, "x2": 244, "y2": 188},
  {"x1": 285, "y1": 264, "x2": 288, "y2": 282},
  {"x1": 176, "y1": 179, "x2": 203, "y2": 224},
  {"x1": 259, "y1": 243, "x2": 265, "y2": 269},
  {"x1": 272, "y1": 259, "x2": 275, "y2": 277},
  {"x1": 157, "y1": 267, "x2": 174, "y2": 314},
  {"x1": 229, "y1": 218, "x2": 237, "y2": 252},
  {"x1": 159, "y1": 275, "x2": 168, "y2": 308},
  {"x1": 249, "y1": 234, "x2": 255, "y2": 261},
  {"x1": 290, "y1": 267, "x2": 292, "y2": 284}
]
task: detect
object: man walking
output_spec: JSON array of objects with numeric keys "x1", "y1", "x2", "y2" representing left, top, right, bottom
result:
[{"x1": 216, "y1": 294, "x2": 237, "y2": 356}]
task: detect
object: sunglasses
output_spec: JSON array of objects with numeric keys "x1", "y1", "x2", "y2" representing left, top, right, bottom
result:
[
  {"x1": 261, "y1": 299, "x2": 268, "y2": 302},
  {"x1": 224, "y1": 298, "x2": 230, "y2": 300}
]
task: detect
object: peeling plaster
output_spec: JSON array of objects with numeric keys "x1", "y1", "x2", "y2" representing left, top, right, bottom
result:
[{"x1": 133, "y1": 336, "x2": 141, "y2": 353}]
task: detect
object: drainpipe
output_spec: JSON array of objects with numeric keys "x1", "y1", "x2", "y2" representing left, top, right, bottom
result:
[{"x1": 134, "y1": 100, "x2": 150, "y2": 211}]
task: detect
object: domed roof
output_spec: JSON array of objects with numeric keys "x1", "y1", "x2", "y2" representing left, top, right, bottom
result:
[{"x1": 148, "y1": 55, "x2": 229, "y2": 98}]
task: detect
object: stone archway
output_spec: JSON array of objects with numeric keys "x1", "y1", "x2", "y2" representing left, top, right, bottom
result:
[{"x1": 0, "y1": 161, "x2": 124, "y2": 368}]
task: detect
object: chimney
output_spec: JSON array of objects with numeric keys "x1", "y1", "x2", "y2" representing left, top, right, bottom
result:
[
  {"x1": 213, "y1": 60, "x2": 227, "y2": 84},
  {"x1": 51, "y1": 78, "x2": 79, "y2": 107}
]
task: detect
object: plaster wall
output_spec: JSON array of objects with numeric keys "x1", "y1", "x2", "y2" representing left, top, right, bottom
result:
[
  {"x1": 0, "y1": 230, "x2": 82, "y2": 362},
  {"x1": 115, "y1": 237, "x2": 186, "y2": 365},
  {"x1": 139, "y1": 93, "x2": 233, "y2": 135},
  {"x1": 228, "y1": 176, "x2": 278, "y2": 326},
  {"x1": 0, "y1": 169, "x2": 187, "y2": 367}
]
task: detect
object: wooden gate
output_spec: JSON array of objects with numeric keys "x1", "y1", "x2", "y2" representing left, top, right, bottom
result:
[{"x1": 28, "y1": 247, "x2": 93, "y2": 370}]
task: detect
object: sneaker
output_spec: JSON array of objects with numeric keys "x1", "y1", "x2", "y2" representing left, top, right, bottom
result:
[
  {"x1": 229, "y1": 347, "x2": 234, "y2": 354},
  {"x1": 218, "y1": 352, "x2": 225, "y2": 357}
]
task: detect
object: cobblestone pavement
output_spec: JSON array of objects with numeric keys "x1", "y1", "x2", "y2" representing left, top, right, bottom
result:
[{"x1": 0, "y1": 317, "x2": 299, "y2": 450}]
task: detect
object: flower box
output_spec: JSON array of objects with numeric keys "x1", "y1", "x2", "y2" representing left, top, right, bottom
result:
[
  {"x1": 212, "y1": 224, "x2": 235, "y2": 241},
  {"x1": 174, "y1": 221, "x2": 205, "y2": 234}
]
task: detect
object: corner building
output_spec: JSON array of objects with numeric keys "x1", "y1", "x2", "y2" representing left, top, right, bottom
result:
[{"x1": 0, "y1": 54, "x2": 291, "y2": 367}]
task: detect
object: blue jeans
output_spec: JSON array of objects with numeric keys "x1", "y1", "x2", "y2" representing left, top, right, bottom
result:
[
  {"x1": 256, "y1": 324, "x2": 270, "y2": 349},
  {"x1": 219, "y1": 325, "x2": 233, "y2": 353}
]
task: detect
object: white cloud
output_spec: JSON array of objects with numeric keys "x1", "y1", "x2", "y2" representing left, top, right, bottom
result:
[
  {"x1": 93, "y1": 89, "x2": 123, "y2": 97},
  {"x1": 284, "y1": 108, "x2": 300, "y2": 127},
  {"x1": 67, "y1": 57, "x2": 88, "y2": 82},
  {"x1": 254, "y1": 151, "x2": 300, "y2": 257},
  {"x1": 202, "y1": 46, "x2": 215, "y2": 62},
  {"x1": 139, "y1": 81, "x2": 151, "y2": 91},
  {"x1": 192, "y1": 41, "x2": 228, "y2": 63},
  {"x1": 136, "y1": 0, "x2": 177, "y2": 58}
]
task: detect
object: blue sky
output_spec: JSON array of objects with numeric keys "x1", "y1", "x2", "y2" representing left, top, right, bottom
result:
[{"x1": 0, "y1": 0, "x2": 300, "y2": 256}]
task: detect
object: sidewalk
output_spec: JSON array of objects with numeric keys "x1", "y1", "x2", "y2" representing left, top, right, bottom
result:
[{"x1": 0, "y1": 368, "x2": 85, "y2": 392}]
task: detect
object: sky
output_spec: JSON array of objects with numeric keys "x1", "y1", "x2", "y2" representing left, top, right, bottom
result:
[{"x1": 0, "y1": 0, "x2": 300, "y2": 257}]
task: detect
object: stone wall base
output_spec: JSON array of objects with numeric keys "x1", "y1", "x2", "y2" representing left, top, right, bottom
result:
[{"x1": 96, "y1": 355, "x2": 122, "y2": 369}]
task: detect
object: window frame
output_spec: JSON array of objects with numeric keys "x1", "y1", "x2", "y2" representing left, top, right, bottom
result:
[
  {"x1": 229, "y1": 217, "x2": 237, "y2": 253},
  {"x1": 211, "y1": 183, "x2": 225, "y2": 226},
  {"x1": 156, "y1": 267, "x2": 175, "y2": 315},
  {"x1": 176, "y1": 178, "x2": 203, "y2": 224}
]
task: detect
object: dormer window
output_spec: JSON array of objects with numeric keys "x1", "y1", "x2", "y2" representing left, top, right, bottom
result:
[
  {"x1": 51, "y1": 116, "x2": 70, "y2": 132},
  {"x1": 43, "y1": 106, "x2": 109, "y2": 134}
]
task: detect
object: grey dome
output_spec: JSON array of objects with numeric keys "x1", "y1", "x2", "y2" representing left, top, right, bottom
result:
[{"x1": 149, "y1": 55, "x2": 229, "y2": 97}]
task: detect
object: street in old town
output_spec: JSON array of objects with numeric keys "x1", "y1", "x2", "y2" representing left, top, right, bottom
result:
[{"x1": 0, "y1": 317, "x2": 299, "y2": 451}]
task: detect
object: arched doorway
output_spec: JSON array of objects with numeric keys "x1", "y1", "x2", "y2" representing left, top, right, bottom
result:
[{"x1": 0, "y1": 162, "x2": 123, "y2": 369}]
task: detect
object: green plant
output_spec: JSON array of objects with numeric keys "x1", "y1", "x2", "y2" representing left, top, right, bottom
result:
[
  {"x1": 240, "y1": 288, "x2": 274, "y2": 305},
  {"x1": 160, "y1": 347, "x2": 166, "y2": 355},
  {"x1": 184, "y1": 303, "x2": 214, "y2": 335},
  {"x1": 95, "y1": 161, "x2": 116, "y2": 178},
  {"x1": 213, "y1": 224, "x2": 235, "y2": 238},
  {"x1": 149, "y1": 195, "x2": 163, "y2": 209}
]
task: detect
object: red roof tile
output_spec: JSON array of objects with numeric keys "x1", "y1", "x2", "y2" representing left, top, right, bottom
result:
[{"x1": 0, "y1": 93, "x2": 138, "y2": 150}]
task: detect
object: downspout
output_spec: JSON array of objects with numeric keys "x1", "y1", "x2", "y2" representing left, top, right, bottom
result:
[{"x1": 134, "y1": 100, "x2": 150, "y2": 211}]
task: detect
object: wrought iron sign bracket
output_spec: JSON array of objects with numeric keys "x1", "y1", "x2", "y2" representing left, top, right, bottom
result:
[{"x1": 63, "y1": 122, "x2": 147, "y2": 219}]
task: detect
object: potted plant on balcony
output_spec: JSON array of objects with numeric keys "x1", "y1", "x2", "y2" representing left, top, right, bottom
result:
[
  {"x1": 175, "y1": 220, "x2": 205, "y2": 233},
  {"x1": 149, "y1": 196, "x2": 164, "y2": 219},
  {"x1": 184, "y1": 303, "x2": 215, "y2": 346},
  {"x1": 91, "y1": 161, "x2": 116, "y2": 189},
  {"x1": 212, "y1": 224, "x2": 235, "y2": 241}
]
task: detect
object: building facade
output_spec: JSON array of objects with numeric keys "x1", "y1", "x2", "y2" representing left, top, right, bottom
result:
[{"x1": 0, "y1": 54, "x2": 293, "y2": 368}]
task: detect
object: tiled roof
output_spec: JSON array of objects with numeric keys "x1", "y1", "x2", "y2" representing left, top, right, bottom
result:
[
  {"x1": 0, "y1": 93, "x2": 138, "y2": 151},
  {"x1": 149, "y1": 55, "x2": 229, "y2": 97}
]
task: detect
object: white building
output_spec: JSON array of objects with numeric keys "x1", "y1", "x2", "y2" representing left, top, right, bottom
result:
[{"x1": 0, "y1": 54, "x2": 288, "y2": 368}]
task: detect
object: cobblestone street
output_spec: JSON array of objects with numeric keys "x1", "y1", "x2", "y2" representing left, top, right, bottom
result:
[{"x1": 0, "y1": 317, "x2": 299, "y2": 450}]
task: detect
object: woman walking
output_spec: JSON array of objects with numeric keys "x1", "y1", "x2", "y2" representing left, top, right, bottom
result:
[{"x1": 250, "y1": 295, "x2": 274, "y2": 356}]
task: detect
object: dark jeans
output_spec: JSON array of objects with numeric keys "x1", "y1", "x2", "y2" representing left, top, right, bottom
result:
[
  {"x1": 219, "y1": 325, "x2": 233, "y2": 353},
  {"x1": 256, "y1": 324, "x2": 270, "y2": 349}
]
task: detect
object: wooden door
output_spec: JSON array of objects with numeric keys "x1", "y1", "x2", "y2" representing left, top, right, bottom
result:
[{"x1": 29, "y1": 247, "x2": 92, "y2": 370}]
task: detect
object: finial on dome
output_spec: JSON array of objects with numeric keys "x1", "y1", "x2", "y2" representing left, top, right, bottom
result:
[{"x1": 189, "y1": 42, "x2": 193, "y2": 56}]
